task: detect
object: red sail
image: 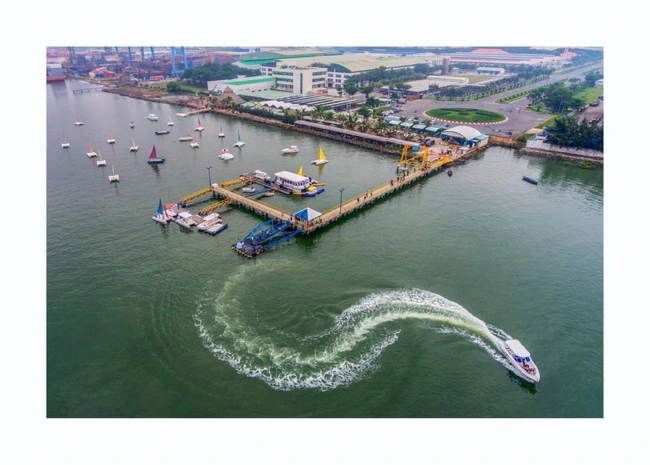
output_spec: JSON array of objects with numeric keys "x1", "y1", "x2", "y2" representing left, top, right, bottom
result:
[{"x1": 149, "y1": 145, "x2": 157, "y2": 160}]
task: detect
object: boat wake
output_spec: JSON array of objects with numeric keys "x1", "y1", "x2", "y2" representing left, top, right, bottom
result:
[{"x1": 194, "y1": 262, "x2": 518, "y2": 391}]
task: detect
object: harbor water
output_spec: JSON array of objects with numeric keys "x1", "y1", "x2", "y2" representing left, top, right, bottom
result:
[{"x1": 47, "y1": 80, "x2": 603, "y2": 417}]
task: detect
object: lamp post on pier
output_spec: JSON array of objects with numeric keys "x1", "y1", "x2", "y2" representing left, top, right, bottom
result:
[
  {"x1": 206, "y1": 166, "x2": 213, "y2": 198},
  {"x1": 339, "y1": 188, "x2": 345, "y2": 215}
]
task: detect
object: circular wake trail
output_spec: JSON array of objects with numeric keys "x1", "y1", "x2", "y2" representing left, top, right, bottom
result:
[{"x1": 194, "y1": 263, "x2": 515, "y2": 391}]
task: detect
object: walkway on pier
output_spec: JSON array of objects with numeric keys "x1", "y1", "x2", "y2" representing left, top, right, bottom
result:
[{"x1": 209, "y1": 152, "x2": 464, "y2": 236}]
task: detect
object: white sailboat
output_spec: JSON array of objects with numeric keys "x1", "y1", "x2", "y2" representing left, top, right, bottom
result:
[
  {"x1": 108, "y1": 164, "x2": 120, "y2": 183},
  {"x1": 86, "y1": 141, "x2": 97, "y2": 158},
  {"x1": 152, "y1": 198, "x2": 171, "y2": 225},
  {"x1": 311, "y1": 146, "x2": 329, "y2": 165},
  {"x1": 233, "y1": 131, "x2": 245, "y2": 148},
  {"x1": 179, "y1": 135, "x2": 193, "y2": 142},
  {"x1": 129, "y1": 138, "x2": 139, "y2": 152},
  {"x1": 107, "y1": 130, "x2": 116, "y2": 144},
  {"x1": 218, "y1": 126, "x2": 225, "y2": 138},
  {"x1": 195, "y1": 117, "x2": 204, "y2": 132},
  {"x1": 168, "y1": 117, "x2": 174, "y2": 126},
  {"x1": 73, "y1": 121, "x2": 84, "y2": 126},
  {"x1": 190, "y1": 134, "x2": 200, "y2": 149},
  {"x1": 96, "y1": 150, "x2": 107, "y2": 166},
  {"x1": 61, "y1": 136, "x2": 70, "y2": 149}
]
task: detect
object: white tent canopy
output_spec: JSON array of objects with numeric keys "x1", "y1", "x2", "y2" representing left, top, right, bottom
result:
[{"x1": 294, "y1": 207, "x2": 322, "y2": 221}]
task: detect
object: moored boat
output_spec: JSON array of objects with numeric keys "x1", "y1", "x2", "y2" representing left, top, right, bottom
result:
[
  {"x1": 174, "y1": 211, "x2": 196, "y2": 230},
  {"x1": 499, "y1": 339, "x2": 540, "y2": 383},
  {"x1": 194, "y1": 117, "x2": 204, "y2": 132},
  {"x1": 233, "y1": 131, "x2": 245, "y2": 148},
  {"x1": 147, "y1": 145, "x2": 165, "y2": 164},
  {"x1": 281, "y1": 145, "x2": 299, "y2": 154},
  {"x1": 311, "y1": 146, "x2": 329, "y2": 165},
  {"x1": 73, "y1": 121, "x2": 84, "y2": 126},
  {"x1": 155, "y1": 130, "x2": 170, "y2": 135},
  {"x1": 147, "y1": 114, "x2": 159, "y2": 121},
  {"x1": 129, "y1": 138, "x2": 139, "y2": 152},
  {"x1": 86, "y1": 141, "x2": 97, "y2": 158},
  {"x1": 108, "y1": 164, "x2": 120, "y2": 183},
  {"x1": 152, "y1": 198, "x2": 171, "y2": 225},
  {"x1": 218, "y1": 126, "x2": 225, "y2": 138},
  {"x1": 447, "y1": 169, "x2": 453, "y2": 177},
  {"x1": 523, "y1": 176, "x2": 538, "y2": 185},
  {"x1": 219, "y1": 148, "x2": 234, "y2": 160},
  {"x1": 96, "y1": 150, "x2": 107, "y2": 166},
  {"x1": 179, "y1": 135, "x2": 193, "y2": 141}
]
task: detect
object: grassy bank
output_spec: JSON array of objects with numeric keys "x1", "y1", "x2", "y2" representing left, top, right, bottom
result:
[{"x1": 425, "y1": 108, "x2": 506, "y2": 123}]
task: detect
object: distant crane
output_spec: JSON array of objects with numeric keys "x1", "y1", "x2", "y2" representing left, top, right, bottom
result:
[{"x1": 171, "y1": 46, "x2": 188, "y2": 76}]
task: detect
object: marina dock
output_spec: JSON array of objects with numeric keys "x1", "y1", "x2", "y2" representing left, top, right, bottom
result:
[{"x1": 180, "y1": 146, "x2": 482, "y2": 257}]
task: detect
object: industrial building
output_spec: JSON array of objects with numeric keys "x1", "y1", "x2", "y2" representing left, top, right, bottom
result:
[
  {"x1": 207, "y1": 76, "x2": 275, "y2": 94},
  {"x1": 261, "y1": 53, "x2": 445, "y2": 88},
  {"x1": 447, "y1": 48, "x2": 564, "y2": 67}
]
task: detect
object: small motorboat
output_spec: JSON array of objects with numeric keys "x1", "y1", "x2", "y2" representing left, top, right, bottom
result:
[
  {"x1": 175, "y1": 211, "x2": 196, "y2": 230},
  {"x1": 219, "y1": 148, "x2": 234, "y2": 160},
  {"x1": 281, "y1": 145, "x2": 299, "y2": 154},
  {"x1": 242, "y1": 186, "x2": 256, "y2": 194},
  {"x1": 263, "y1": 191, "x2": 275, "y2": 197},
  {"x1": 61, "y1": 142, "x2": 70, "y2": 149},
  {"x1": 179, "y1": 136, "x2": 193, "y2": 141},
  {"x1": 147, "y1": 114, "x2": 159, "y2": 121},
  {"x1": 73, "y1": 121, "x2": 84, "y2": 126},
  {"x1": 168, "y1": 119, "x2": 174, "y2": 126},
  {"x1": 155, "y1": 130, "x2": 170, "y2": 135},
  {"x1": 499, "y1": 339, "x2": 540, "y2": 383},
  {"x1": 447, "y1": 169, "x2": 453, "y2": 177},
  {"x1": 523, "y1": 176, "x2": 538, "y2": 185},
  {"x1": 205, "y1": 222, "x2": 228, "y2": 236}
]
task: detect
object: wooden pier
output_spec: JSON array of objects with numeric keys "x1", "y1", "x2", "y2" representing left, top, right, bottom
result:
[
  {"x1": 73, "y1": 87, "x2": 104, "y2": 94},
  {"x1": 208, "y1": 149, "x2": 475, "y2": 237}
]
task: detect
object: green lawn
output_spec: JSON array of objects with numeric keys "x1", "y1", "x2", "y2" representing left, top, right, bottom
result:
[
  {"x1": 179, "y1": 84, "x2": 208, "y2": 94},
  {"x1": 573, "y1": 87, "x2": 603, "y2": 105},
  {"x1": 528, "y1": 102, "x2": 556, "y2": 114},
  {"x1": 460, "y1": 74, "x2": 499, "y2": 84},
  {"x1": 425, "y1": 108, "x2": 506, "y2": 123}
]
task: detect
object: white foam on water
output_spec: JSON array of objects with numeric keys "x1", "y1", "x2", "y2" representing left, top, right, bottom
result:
[{"x1": 194, "y1": 271, "x2": 520, "y2": 391}]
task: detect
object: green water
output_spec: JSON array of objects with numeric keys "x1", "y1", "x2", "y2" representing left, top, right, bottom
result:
[{"x1": 47, "y1": 80, "x2": 603, "y2": 417}]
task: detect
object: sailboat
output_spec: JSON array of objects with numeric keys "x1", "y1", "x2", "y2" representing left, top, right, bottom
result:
[
  {"x1": 311, "y1": 145, "x2": 329, "y2": 165},
  {"x1": 179, "y1": 135, "x2": 193, "y2": 142},
  {"x1": 73, "y1": 121, "x2": 84, "y2": 126},
  {"x1": 130, "y1": 121, "x2": 135, "y2": 128},
  {"x1": 129, "y1": 138, "x2": 139, "y2": 152},
  {"x1": 194, "y1": 117, "x2": 204, "y2": 132},
  {"x1": 86, "y1": 141, "x2": 97, "y2": 158},
  {"x1": 152, "y1": 198, "x2": 171, "y2": 225},
  {"x1": 233, "y1": 131, "x2": 245, "y2": 148},
  {"x1": 107, "y1": 130, "x2": 116, "y2": 144},
  {"x1": 190, "y1": 134, "x2": 200, "y2": 149},
  {"x1": 167, "y1": 117, "x2": 174, "y2": 126},
  {"x1": 108, "y1": 164, "x2": 120, "y2": 183},
  {"x1": 147, "y1": 145, "x2": 165, "y2": 164},
  {"x1": 218, "y1": 126, "x2": 225, "y2": 138},
  {"x1": 96, "y1": 149, "x2": 107, "y2": 166},
  {"x1": 297, "y1": 165, "x2": 304, "y2": 176},
  {"x1": 61, "y1": 136, "x2": 70, "y2": 149}
]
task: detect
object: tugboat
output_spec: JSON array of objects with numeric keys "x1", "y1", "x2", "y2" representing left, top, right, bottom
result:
[{"x1": 447, "y1": 169, "x2": 453, "y2": 177}]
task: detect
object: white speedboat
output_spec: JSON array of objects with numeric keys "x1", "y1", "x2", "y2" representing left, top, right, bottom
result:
[
  {"x1": 168, "y1": 119, "x2": 174, "y2": 126},
  {"x1": 197, "y1": 213, "x2": 222, "y2": 232},
  {"x1": 61, "y1": 142, "x2": 70, "y2": 149},
  {"x1": 179, "y1": 136, "x2": 193, "y2": 142},
  {"x1": 175, "y1": 211, "x2": 196, "y2": 230},
  {"x1": 242, "y1": 186, "x2": 256, "y2": 194},
  {"x1": 281, "y1": 145, "x2": 299, "y2": 154},
  {"x1": 147, "y1": 114, "x2": 159, "y2": 121},
  {"x1": 219, "y1": 149, "x2": 234, "y2": 160},
  {"x1": 499, "y1": 339, "x2": 541, "y2": 383}
]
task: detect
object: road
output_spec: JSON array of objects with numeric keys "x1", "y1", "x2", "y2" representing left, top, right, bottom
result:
[{"x1": 395, "y1": 63, "x2": 603, "y2": 136}]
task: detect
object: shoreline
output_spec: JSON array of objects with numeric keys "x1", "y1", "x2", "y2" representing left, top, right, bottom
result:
[{"x1": 100, "y1": 85, "x2": 603, "y2": 164}]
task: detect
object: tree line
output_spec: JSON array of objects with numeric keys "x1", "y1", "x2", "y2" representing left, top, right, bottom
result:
[
  {"x1": 181, "y1": 63, "x2": 260, "y2": 85},
  {"x1": 545, "y1": 116, "x2": 603, "y2": 151}
]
